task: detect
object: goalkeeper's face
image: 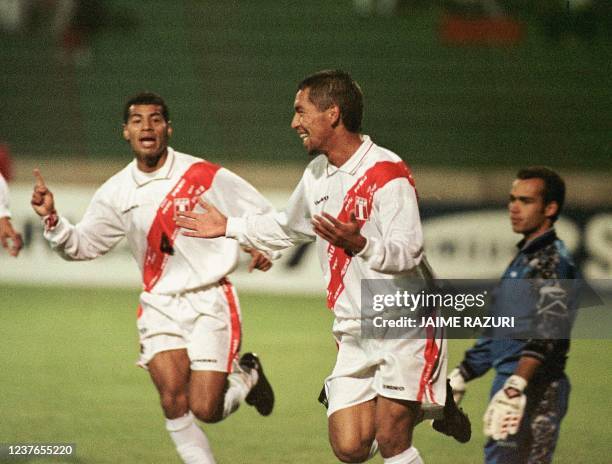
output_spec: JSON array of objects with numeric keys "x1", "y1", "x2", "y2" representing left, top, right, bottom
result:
[
  {"x1": 508, "y1": 178, "x2": 557, "y2": 241},
  {"x1": 123, "y1": 104, "x2": 173, "y2": 172}
]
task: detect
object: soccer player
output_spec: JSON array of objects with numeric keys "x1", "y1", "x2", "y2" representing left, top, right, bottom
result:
[
  {"x1": 176, "y1": 70, "x2": 469, "y2": 464},
  {"x1": 30, "y1": 92, "x2": 275, "y2": 464},
  {"x1": 0, "y1": 172, "x2": 23, "y2": 257},
  {"x1": 448, "y1": 167, "x2": 577, "y2": 463}
]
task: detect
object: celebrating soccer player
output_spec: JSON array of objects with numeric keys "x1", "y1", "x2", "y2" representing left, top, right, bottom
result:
[
  {"x1": 176, "y1": 70, "x2": 470, "y2": 463},
  {"x1": 31, "y1": 92, "x2": 276, "y2": 464}
]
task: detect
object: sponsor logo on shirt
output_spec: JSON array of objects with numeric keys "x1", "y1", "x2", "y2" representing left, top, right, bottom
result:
[
  {"x1": 314, "y1": 195, "x2": 329, "y2": 206},
  {"x1": 383, "y1": 384, "x2": 405, "y2": 391}
]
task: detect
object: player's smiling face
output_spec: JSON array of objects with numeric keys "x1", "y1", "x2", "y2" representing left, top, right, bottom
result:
[
  {"x1": 291, "y1": 88, "x2": 334, "y2": 156},
  {"x1": 508, "y1": 178, "x2": 557, "y2": 241},
  {"x1": 123, "y1": 104, "x2": 173, "y2": 172}
]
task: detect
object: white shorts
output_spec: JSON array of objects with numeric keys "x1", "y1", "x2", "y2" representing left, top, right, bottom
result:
[
  {"x1": 136, "y1": 278, "x2": 242, "y2": 372},
  {"x1": 324, "y1": 318, "x2": 447, "y2": 417}
]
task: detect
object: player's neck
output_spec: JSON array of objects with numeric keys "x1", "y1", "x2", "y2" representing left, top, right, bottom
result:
[
  {"x1": 326, "y1": 133, "x2": 363, "y2": 168},
  {"x1": 522, "y1": 222, "x2": 553, "y2": 244},
  {"x1": 136, "y1": 149, "x2": 169, "y2": 173}
]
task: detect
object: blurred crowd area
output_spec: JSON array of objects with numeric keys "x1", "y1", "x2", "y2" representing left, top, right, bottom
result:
[{"x1": 1, "y1": 1, "x2": 610, "y2": 171}]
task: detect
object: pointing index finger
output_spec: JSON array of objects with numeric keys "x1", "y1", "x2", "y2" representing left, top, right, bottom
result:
[{"x1": 33, "y1": 168, "x2": 46, "y2": 188}]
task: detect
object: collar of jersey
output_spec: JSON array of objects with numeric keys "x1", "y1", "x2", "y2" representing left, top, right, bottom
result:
[
  {"x1": 131, "y1": 147, "x2": 176, "y2": 186},
  {"x1": 326, "y1": 135, "x2": 373, "y2": 176},
  {"x1": 517, "y1": 227, "x2": 558, "y2": 253}
]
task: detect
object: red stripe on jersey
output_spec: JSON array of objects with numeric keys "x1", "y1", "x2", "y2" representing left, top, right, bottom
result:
[
  {"x1": 143, "y1": 161, "x2": 221, "y2": 292},
  {"x1": 417, "y1": 326, "x2": 439, "y2": 402},
  {"x1": 220, "y1": 278, "x2": 242, "y2": 373},
  {"x1": 326, "y1": 159, "x2": 416, "y2": 309}
]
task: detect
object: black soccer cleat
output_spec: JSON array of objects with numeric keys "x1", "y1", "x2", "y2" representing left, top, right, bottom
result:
[
  {"x1": 240, "y1": 352, "x2": 275, "y2": 416},
  {"x1": 432, "y1": 380, "x2": 472, "y2": 443},
  {"x1": 318, "y1": 384, "x2": 329, "y2": 409}
]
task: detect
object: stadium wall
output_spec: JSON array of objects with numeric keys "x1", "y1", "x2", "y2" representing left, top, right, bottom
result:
[{"x1": 1, "y1": 184, "x2": 610, "y2": 294}]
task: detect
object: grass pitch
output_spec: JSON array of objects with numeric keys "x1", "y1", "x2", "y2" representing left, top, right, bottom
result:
[{"x1": 0, "y1": 285, "x2": 609, "y2": 463}]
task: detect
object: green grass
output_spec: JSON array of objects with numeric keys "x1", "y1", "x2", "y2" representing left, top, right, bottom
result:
[{"x1": 0, "y1": 285, "x2": 610, "y2": 463}]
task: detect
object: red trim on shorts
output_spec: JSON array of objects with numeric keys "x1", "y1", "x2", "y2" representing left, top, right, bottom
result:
[
  {"x1": 326, "y1": 158, "x2": 416, "y2": 310},
  {"x1": 417, "y1": 326, "x2": 439, "y2": 403},
  {"x1": 136, "y1": 304, "x2": 143, "y2": 319},
  {"x1": 142, "y1": 161, "x2": 221, "y2": 291},
  {"x1": 220, "y1": 278, "x2": 241, "y2": 373}
]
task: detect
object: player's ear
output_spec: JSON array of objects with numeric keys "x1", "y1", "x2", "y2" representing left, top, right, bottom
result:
[
  {"x1": 328, "y1": 105, "x2": 340, "y2": 128},
  {"x1": 122, "y1": 124, "x2": 129, "y2": 141},
  {"x1": 167, "y1": 122, "x2": 173, "y2": 138},
  {"x1": 544, "y1": 201, "x2": 558, "y2": 220}
]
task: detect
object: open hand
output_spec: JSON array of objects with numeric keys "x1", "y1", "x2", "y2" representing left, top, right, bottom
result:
[
  {"x1": 244, "y1": 247, "x2": 273, "y2": 272},
  {"x1": 312, "y1": 212, "x2": 366, "y2": 255},
  {"x1": 0, "y1": 217, "x2": 22, "y2": 257},
  {"x1": 176, "y1": 198, "x2": 227, "y2": 238}
]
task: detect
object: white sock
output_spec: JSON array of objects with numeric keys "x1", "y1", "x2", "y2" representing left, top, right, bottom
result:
[
  {"x1": 367, "y1": 440, "x2": 379, "y2": 460},
  {"x1": 383, "y1": 446, "x2": 423, "y2": 464},
  {"x1": 222, "y1": 362, "x2": 258, "y2": 419},
  {"x1": 166, "y1": 412, "x2": 216, "y2": 464}
]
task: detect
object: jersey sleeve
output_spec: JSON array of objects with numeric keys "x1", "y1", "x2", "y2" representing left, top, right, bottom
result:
[
  {"x1": 355, "y1": 177, "x2": 424, "y2": 274},
  {"x1": 43, "y1": 186, "x2": 125, "y2": 261},
  {"x1": 0, "y1": 174, "x2": 11, "y2": 218},
  {"x1": 459, "y1": 337, "x2": 494, "y2": 381},
  {"x1": 226, "y1": 174, "x2": 315, "y2": 252},
  {"x1": 520, "y1": 245, "x2": 578, "y2": 366}
]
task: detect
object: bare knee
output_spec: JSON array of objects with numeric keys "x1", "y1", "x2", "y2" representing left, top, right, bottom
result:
[
  {"x1": 160, "y1": 390, "x2": 189, "y2": 419},
  {"x1": 190, "y1": 397, "x2": 223, "y2": 423},
  {"x1": 376, "y1": 427, "x2": 411, "y2": 458},
  {"x1": 331, "y1": 437, "x2": 372, "y2": 463},
  {"x1": 375, "y1": 399, "x2": 419, "y2": 457},
  {"x1": 188, "y1": 371, "x2": 228, "y2": 423}
]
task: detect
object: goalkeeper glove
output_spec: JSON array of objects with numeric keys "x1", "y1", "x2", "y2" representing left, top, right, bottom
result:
[
  {"x1": 448, "y1": 367, "x2": 467, "y2": 405},
  {"x1": 483, "y1": 375, "x2": 527, "y2": 440}
]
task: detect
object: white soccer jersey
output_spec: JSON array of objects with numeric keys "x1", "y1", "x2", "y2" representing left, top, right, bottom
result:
[
  {"x1": 44, "y1": 148, "x2": 275, "y2": 294},
  {"x1": 0, "y1": 173, "x2": 11, "y2": 218},
  {"x1": 227, "y1": 135, "x2": 429, "y2": 319}
]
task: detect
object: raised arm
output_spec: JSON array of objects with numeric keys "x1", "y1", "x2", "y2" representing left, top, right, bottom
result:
[
  {"x1": 177, "y1": 173, "x2": 315, "y2": 252},
  {"x1": 31, "y1": 169, "x2": 125, "y2": 261}
]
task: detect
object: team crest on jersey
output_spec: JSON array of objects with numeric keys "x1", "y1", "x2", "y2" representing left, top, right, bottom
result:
[
  {"x1": 174, "y1": 198, "x2": 191, "y2": 217},
  {"x1": 354, "y1": 196, "x2": 369, "y2": 221}
]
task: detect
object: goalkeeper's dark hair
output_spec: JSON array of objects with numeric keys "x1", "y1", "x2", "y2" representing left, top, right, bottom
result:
[
  {"x1": 298, "y1": 70, "x2": 363, "y2": 133},
  {"x1": 517, "y1": 166, "x2": 565, "y2": 222},
  {"x1": 123, "y1": 92, "x2": 170, "y2": 123}
]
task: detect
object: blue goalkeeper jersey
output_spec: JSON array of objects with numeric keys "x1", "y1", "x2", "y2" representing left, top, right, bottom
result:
[{"x1": 459, "y1": 228, "x2": 579, "y2": 381}]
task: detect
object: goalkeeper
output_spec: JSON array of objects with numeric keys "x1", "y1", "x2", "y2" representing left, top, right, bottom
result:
[{"x1": 447, "y1": 167, "x2": 578, "y2": 464}]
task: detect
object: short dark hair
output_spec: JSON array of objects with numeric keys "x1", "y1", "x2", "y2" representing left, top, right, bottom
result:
[
  {"x1": 516, "y1": 166, "x2": 566, "y2": 222},
  {"x1": 123, "y1": 92, "x2": 170, "y2": 123},
  {"x1": 298, "y1": 70, "x2": 363, "y2": 133}
]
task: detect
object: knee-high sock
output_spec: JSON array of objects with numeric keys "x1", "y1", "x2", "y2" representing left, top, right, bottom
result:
[
  {"x1": 166, "y1": 412, "x2": 216, "y2": 464},
  {"x1": 383, "y1": 446, "x2": 424, "y2": 464},
  {"x1": 222, "y1": 363, "x2": 258, "y2": 419}
]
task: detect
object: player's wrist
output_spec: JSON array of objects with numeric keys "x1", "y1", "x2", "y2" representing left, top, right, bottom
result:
[
  {"x1": 345, "y1": 235, "x2": 366, "y2": 257},
  {"x1": 42, "y1": 210, "x2": 59, "y2": 231},
  {"x1": 503, "y1": 375, "x2": 527, "y2": 395},
  {"x1": 449, "y1": 367, "x2": 467, "y2": 390}
]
